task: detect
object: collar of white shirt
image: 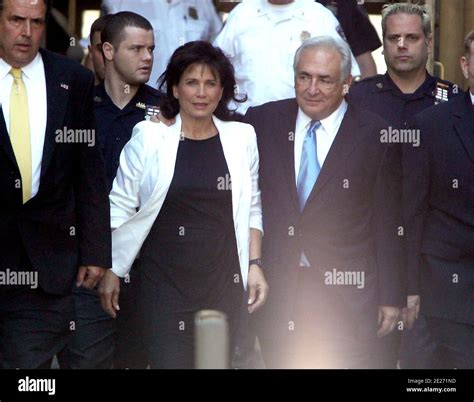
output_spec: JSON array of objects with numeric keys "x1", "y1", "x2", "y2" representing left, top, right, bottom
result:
[
  {"x1": 0, "y1": 52, "x2": 43, "y2": 82},
  {"x1": 258, "y1": 0, "x2": 300, "y2": 18},
  {"x1": 470, "y1": 90, "x2": 474, "y2": 106},
  {"x1": 294, "y1": 99, "x2": 348, "y2": 183}
]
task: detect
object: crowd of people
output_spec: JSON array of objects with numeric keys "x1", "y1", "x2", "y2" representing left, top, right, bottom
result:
[{"x1": 0, "y1": 0, "x2": 472, "y2": 369}]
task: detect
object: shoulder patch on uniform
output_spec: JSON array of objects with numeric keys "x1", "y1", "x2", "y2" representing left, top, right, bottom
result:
[
  {"x1": 433, "y1": 81, "x2": 450, "y2": 104},
  {"x1": 145, "y1": 105, "x2": 160, "y2": 120}
]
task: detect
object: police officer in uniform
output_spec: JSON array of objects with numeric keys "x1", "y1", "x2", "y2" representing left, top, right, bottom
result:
[
  {"x1": 317, "y1": 0, "x2": 381, "y2": 78},
  {"x1": 348, "y1": 3, "x2": 459, "y2": 127},
  {"x1": 58, "y1": 12, "x2": 161, "y2": 369},
  {"x1": 102, "y1": 0, "x2": 222, "y2": 87},
  {"x1": 402, "y1": 30, "x2": 474, "y2": 369},
  {"x1": 214, "y1": 0, "x2": 360, "y2": 115},
  {"x1": 348, "y1": 70, "x2": 458, "y2": 128},
  {"x1": 347, "y1": 3, "x2": 461, "y2": 369},
  {"x1": 95, "y1": 76, "x2": 162, "y2": 191}
]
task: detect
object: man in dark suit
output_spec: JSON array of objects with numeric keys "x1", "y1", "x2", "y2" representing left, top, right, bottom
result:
[
  {"x1": 245, "y1": 35, "x2": 404, "y2": 368},
  {"x1": 347, "y1": 3, "x2": 461, "y2": 369},
  {"x1": 0, "y1": 0, "x2": 111, "y2": 368},
  {"x1": 402, "y1": 30, "x2": 474, "y2": 369}
]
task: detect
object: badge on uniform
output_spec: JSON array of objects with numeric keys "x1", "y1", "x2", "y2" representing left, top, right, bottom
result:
[
  {"x1": 145, "y1": 105, "x2": 161, "y2": 120},
  {"x1": 188, "y1": 6, "x2": 198, "y2": 20},
  {"x1": 300, "y1": 31, "x2": 311, "y2": 42},
  {"x1": 434, "y1": 82, "x2": 449, "y2": 104},
  {"x1": 94, "y1": 96, "x2": 102, "y2": 103}
]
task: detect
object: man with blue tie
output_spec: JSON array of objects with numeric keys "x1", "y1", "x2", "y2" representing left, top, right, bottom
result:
[{"x1": 244, "y1": 36, "x2": 404, "y2": 368}]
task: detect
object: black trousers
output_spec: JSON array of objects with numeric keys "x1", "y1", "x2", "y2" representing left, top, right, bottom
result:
[
  {"x1": 57, "y1": 262, "x2": 147, "y2": 369},
  {"x1": 57, "y1": 285, "x2": 115, "y2": 369},
  {"x1": 426, "y1": 316, "x2": 474, "y2": 369},
  {"x1": 398, "y1": 314, "x2": 437, "y2": 368},
  {"x1": 0, "y1": 286, "x2": 74, "y2": 369},
  {"x1": 258, "y1": 267, "x2": 387, "y2": 369}
]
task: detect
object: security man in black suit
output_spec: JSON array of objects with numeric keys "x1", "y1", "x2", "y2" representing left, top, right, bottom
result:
[
  {"x1": 402, "y1": 30, "x2": 474, "y2": 369},
  {"x1": 0, "y1": 0, "x2": 111, "y2": 369}
]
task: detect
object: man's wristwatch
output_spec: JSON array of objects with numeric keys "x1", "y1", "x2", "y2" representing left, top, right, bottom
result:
[{"x1": 249, "y1": 258, "x2": 262, "y2": 269}]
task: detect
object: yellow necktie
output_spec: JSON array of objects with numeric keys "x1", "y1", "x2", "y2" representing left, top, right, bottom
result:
[{"x1": 10, "y1": 68, "x2": 32, "y2": 203}]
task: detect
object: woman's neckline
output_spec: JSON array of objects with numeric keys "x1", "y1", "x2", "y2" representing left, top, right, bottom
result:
[{"x1": 182, "y1": 132, "x2": 219, "y2": 142}]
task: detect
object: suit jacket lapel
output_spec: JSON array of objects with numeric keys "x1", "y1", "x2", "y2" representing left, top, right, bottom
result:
[
  {"x1": 277, "y1": 100, "x2": 300, "y2": 212},
  {"x1": 39, "y1": 49, "x2": 69, "y2": 180},
  {"x1": 304, "y1": 104, "x2": 363, "y2": 208},
  {"x1": 0, "y1": 105, "x2": 18, "y2": 169},
  {"x1": 452, "y1": 92, "x2": 474, "y2": 163}
]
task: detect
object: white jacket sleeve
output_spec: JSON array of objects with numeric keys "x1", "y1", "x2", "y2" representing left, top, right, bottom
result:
[{"x1": 248, "y1": 127, "x2": 263, "y2": 233}]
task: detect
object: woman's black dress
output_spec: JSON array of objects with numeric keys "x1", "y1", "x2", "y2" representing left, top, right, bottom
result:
[{"x1": 138, "y1": 134, "x2": 243, "y2": 369}]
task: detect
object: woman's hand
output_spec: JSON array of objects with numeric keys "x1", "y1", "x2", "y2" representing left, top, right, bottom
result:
[
  {"x1": 99, "y1": 270, "x2": 121, "y2": 318},
  {"x1": 247, "y1": 265, "x2": 269, "y2": 314}
]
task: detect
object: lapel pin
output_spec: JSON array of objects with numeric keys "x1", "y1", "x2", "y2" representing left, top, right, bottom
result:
[{"x1": 60, "y1": 83, "x2": 69, "y2": 90}]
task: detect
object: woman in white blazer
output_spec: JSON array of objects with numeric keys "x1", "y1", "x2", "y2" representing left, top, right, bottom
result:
[{"x1": 99, "y1": 41, "x2": 268, "y2": 368}]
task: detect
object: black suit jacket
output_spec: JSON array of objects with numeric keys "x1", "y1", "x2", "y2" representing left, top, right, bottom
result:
[
  {"x1": 403, "y1": 91, "x2": 474, "y2": 325},
  {"x1": 0, "y1": 49, "x2": 112, "y2": 295},
  {"x1": 245, "y1": 98, "x2": 404, "y2": 335}
]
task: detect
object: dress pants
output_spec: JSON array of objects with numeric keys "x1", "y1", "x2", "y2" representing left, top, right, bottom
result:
[
  {"x1": 259, "y1": 266, "x2": 385, "y2": 369},
  {"x1": 0, "y1": 286, "x2": 74, "y2": 369},
  {"x1": 57, "y1": 260, "x2": 148, "y2": 369}
]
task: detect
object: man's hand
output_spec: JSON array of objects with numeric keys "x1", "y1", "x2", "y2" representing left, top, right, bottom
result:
[
  {"x1": 377, "y1": 305, "x2": 401, "y2": 337},
  {"x1": 401, "y1": 295, "x2": 420, "y2": 330},
  {"x1": 77, "y1": 265, "x2": 106, "y2": 289},
  {"x1": 247, "y1": 265, "x2": 269, "y2": 314},
  {"x1": 98, "y1": 270, "x2": 121, "y2": 318},
  {"x1": 150, "y1": 112, "x2": 175, "y2": 126}
]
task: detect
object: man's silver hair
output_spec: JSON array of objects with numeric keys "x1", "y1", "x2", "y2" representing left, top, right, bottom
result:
[{"x1": 293, "y1": 36, "x2": 352, "y2": 81}]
